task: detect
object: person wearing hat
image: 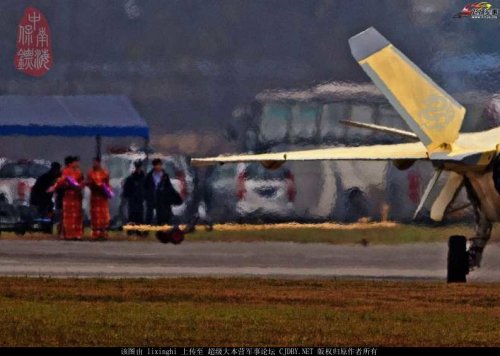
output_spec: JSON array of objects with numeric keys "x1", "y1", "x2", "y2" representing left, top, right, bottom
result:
[{"x1": 122, "y1": 160, "x2": 146, "y2": 234}]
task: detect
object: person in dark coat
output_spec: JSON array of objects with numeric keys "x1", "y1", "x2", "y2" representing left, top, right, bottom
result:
[
  {"x1": 144, "y1": 158, "x2": 182, "y2": 225},
  {"x1": 30, "y1": 161, "x2": 61, "y2": 217},
  {"x1": 122, "y1": 160, "x2": 146, "y2": 235}
]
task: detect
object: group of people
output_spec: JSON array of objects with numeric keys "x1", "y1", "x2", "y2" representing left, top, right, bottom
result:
[
  {"x1": 29, "y1": 156, "x2": 182, "y2": 240},
  {"x1": 30, "y1": 155, "x2": 112, "y2": 240},
  {"x1": 122, "y1": 158, "x2": 183, "y2": 233}
]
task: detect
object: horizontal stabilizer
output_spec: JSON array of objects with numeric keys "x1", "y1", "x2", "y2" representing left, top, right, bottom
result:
[{"x1": 191, "y1": 142, "x2": 428, "y2": 167}]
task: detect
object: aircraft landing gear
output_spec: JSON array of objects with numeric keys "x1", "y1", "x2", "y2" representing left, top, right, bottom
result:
[{"x1": 447, "y1": 235, "x2": 469, "y2": 283}]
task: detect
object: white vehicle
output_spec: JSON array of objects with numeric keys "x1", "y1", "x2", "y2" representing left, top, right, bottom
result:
[
  {"x1": 236, "y1": 163, "x2": 295, "y2": 220},
  {"x1": 206, "y1": 162, "x2": 296, "y2": 222},
  {"x1": 102, "y1": 151, "x2": 194, "y2": 226},
  {"x1": 0, "y1": 159, "x2": 51, "y2": 206}
]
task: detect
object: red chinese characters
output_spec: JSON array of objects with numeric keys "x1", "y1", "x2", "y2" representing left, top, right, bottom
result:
[{"x1": 14, "y1": 7, "x2": 53, "y2": 77}]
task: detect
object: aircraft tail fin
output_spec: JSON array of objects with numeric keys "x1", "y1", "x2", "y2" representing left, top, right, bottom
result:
[{"x1": 349, "y1": 27, "x2": 466, "y2": 152}]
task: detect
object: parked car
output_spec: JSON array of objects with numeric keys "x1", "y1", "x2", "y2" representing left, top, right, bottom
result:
[
  {"x1": 102, "y1": 151, "x2": 194, "y2": 227},
  {"x1": 0, "y1": 159, "x2": 51, "y2": 206},
  {"x1": 0, "y1": 159, "x2": 54, "y2": 234},
  {"x1": 205, "y1": 162, "x2": 296, "y2": 222}
]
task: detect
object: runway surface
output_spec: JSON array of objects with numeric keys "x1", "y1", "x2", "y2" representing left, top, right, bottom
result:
[{"x1": 1, "y1": 240, "x2": 500, "y2": 281}]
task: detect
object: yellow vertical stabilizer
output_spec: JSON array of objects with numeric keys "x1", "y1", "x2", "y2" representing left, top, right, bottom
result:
[{"x1": 349, "y1": 27, "x2": 465, "y2": 152}]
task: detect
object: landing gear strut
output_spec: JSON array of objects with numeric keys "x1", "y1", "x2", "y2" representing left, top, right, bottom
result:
[{"x1": 447, "y1": 235, "x2": 469, "y2": 283}]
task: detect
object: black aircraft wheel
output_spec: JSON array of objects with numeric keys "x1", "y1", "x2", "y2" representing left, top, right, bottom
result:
[{"x1": 447, "y1": 235, "x2": 468, "y2": 283}]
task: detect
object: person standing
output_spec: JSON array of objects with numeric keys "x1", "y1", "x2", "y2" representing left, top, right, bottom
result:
[
  {"x1": 184, "y1": 166, "x2": 213, "y2": 233},
  {"x1": 30, "y1": 162, "x2": 61, "y2": 217},
  {"x1": 87, "y1": 157, "x2": 111, "y2": 240},
  {"x1": 122, "y1": 160, "x2": 146, "y2": 235},
  {"x1": 30, "y1": 161, "x2": 62, "y2": 233},
  {"x1": 49, "y1": 156, "x2": 84, "y2": 240},
  {"x1": 144, "y1": 158, "x2": 182, "y2": 225}
]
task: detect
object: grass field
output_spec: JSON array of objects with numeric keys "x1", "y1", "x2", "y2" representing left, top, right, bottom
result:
[
  {"x1": 1, "y1": 277, "x2": 500, "y2": 346},
  {"x1": 1, "y1": 223, "x2": 499, "y2": 245}
]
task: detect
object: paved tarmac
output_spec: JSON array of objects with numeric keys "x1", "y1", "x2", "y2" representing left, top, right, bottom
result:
[{"x1": 1, "y1": 240, "x2": 499, "y2": 282}]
